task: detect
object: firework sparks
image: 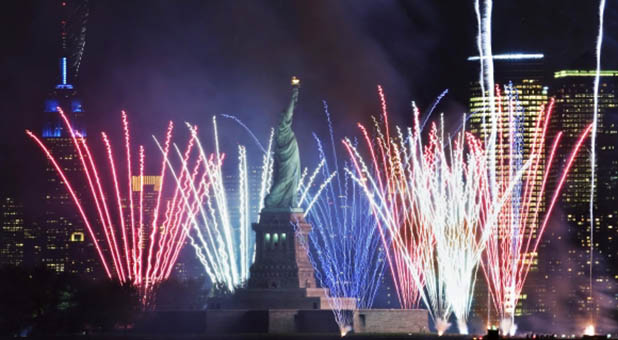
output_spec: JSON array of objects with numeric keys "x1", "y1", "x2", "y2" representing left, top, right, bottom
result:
[
  {"x1": 470, "y1": 0, "x2": 593, "y2": 334},
  {"x1": 343, "y1": 87, "x2": 500, "y2": 335},
  {"x1": 294, "y1": 102, "x2": 387, "y2": 334},
  {"x1": 584, "y1": 324, "x2": 596, "y2": 336},
  {"x1": 478, "y1": 86, "x2": 592, "y2": 335},
  {"x1": 340, "y1": 85, "x2": 588, "y2": 335}
]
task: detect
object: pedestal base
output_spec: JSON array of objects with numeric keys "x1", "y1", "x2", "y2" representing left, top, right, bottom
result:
[{"x1": 200, "y1": 308, "x2": 429, "y2": 334}]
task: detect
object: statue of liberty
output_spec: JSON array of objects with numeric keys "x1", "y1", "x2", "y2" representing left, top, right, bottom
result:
[{"x1": 264, "y1": 77, "x2": 301, "y2": 211}]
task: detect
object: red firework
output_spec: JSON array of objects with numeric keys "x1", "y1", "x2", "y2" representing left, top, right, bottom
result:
[
  {"x1": 27, "y1": 109, "x2": 199, "y2": 305},
  {"x1": 480, "y1": 87, "x2": 592, "y2": 331}
]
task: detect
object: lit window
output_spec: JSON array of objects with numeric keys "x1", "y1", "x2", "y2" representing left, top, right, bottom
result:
[
  {"x1": 70, "y1": 231, "x2": 85, "y2": 242},
  {"x1": 264, "y1": 233, "x2": 271, "y2": 249}
]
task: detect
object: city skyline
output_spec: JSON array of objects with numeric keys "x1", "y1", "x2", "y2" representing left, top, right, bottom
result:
[{"x1": 1, "y1": 0, "x2": 618, "y2": 336}]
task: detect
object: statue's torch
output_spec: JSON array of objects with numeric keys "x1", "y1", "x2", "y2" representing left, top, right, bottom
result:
[{"x1": 291, "y1": 76, "x2": 300, "y2": 88}]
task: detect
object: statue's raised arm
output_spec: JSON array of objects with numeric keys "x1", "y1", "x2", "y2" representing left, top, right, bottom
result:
[
  {"x1": 264, "y1": 79, "x2": 302, "y2": 211},
  {"x1": 282, "y1": 87, "x2": 299, "y2": 125}
]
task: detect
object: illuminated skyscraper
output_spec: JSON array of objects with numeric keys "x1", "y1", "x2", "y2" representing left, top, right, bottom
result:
[
  {"x1": 0, "y1": 197, "x2": 25, "y2": 266},
  {"x1": 40, "y1": 60, "x2": 93, "y2": 275},
  {"x1": 467, "y1": 53, "x2": 549, "y2": 323},
  {"x1": 130, "y1": 174, "x2": 203, "y2": 282},
  {"x1": 131, "y1": 175, "x2": 162, "y2": 252},
  {"x1": 543, "y1": 70, "x2": 618, "y2": 328},
  {"x1": 130, "y1": 175, "x2": 171, "y2": 282},
  {"x1": 38, "y1": 0, "x2": 96, "y2": 276}
]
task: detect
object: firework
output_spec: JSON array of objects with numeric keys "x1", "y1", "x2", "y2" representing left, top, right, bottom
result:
[
  {"x1": 343, "y1": 87, "x2": 504, "y2": 335},
  {"x1": 151, "y1": 117, "x2": 244, "y2": 292},
  {"x1": 588, "y1": 0, "x2": 606, "y2": 330},
  {"x1": 154, "y1": 117, "x2": 331, "y2": 293},
  {"x1": 27, "y1": 109, "x2": 190, "y2": 305},
  {"x1": 471, "y1": 1, "x2": 593, "y2": 334},
  {"x1": 294, "y1": 101, "x2": 386, "y2": 333},
  {"x1": 480, "y1": 86, "x2": 593, "y2": 335}
]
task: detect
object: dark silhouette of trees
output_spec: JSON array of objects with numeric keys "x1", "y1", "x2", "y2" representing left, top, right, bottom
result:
[
  {"x1": 0, "y1": 265, "x2": 35, "y2": 335},
  {"x1": 155, "y1": 277, "x2": 209, "y2": 310},
  {"x1": 69, "y1": 279, "x2": 139, "y2": 333},
  {"x1": 0, "y1": 265, "x2": 138, "y2": 336}
]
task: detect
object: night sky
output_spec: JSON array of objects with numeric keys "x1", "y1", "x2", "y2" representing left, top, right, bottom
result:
[{"x1": 2, "y1": 1, "x2": 618, "y2": 204}]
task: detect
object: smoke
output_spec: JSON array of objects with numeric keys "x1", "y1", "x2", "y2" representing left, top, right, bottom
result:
[
  {"x1": 78, "y1": 1, "x2": 476, "y2": 166},
  {"x1": 514, "y1": 207, "x2": 618, "y2": 335}
]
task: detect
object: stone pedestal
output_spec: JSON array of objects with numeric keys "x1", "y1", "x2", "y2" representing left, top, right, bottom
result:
[
  {"x1": 210, "y1": 210, "x2": 355, "y2": 311},
  {"x1": 207, "y1": 210, "x2": 356, "y2": 333},
  {"x1": 353, "y1": 309, "x2": 430, "y2": 334},
  {"x1": 248, "y1": 210, "x2": 315, "y2": 289},
  {"x1": 202, "y1": 212, "x2": 430, "y2": 335}
]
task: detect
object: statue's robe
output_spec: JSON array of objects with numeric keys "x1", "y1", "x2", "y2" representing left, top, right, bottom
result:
[{"x1": 264, "y1": 90, "x2": 300, "y2": 210}]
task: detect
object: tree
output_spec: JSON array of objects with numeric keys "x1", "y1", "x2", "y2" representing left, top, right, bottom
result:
[
  {"x1": 0, "y1": 265, "x2": 139, "y2": 335},
  {"x1": 0, "y1": 265, "x2": 35, "y2": 336}
]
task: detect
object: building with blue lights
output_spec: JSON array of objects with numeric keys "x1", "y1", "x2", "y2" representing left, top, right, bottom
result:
[
  {"x1": 37, "y1": 0, "x2": 98, "y2": 278},
  {"x1": 42, "y1": 58, "x2": 85, "y2": 139}
]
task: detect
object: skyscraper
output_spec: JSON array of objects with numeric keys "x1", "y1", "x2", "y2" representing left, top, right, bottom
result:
[
  {"x1": 0, "y1": 197, "x2": 25, "y2": 266},
  {"x1": 129, "y1": 174, "x2": 200, "y2": 283},
  {"x1": 40, "y1": 61, "x2": 94, "y2": 275},
  {"x1": 467, "y1": 53, "x2": 550, "y2": 323},
  {"x1": 38, "y1": 0, "x2": 96, "y2": 276},
  {"x1": 543, "y1": 70, "x2": 618, "y2": 328},
  {"x1": 131, "y1": 175, "x2": 162, "y2": 264},
  {"x1": 131, "y1": 173, "x2": 204, "y2": 283}
]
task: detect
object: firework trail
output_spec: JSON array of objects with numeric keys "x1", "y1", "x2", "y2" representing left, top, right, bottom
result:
[
  {"x1": 343, "y1": 87, "x2": 506, "y2": 335},
  {"x1": 420, "y1": 89, "x2": 449, "y2": 131},
  {"x1": 27, "y1": 109, "x2": 191, "y2": 306},
  {"x1": 69, "y1": 0, "x2": 89, "y2": 78},
  {"x1": 154, "y1": 117, "x2": 331, "y2": 292},
  {"x1": 58, "y1": 0, "x2": 89, "y2": 80},
  {"x1": 220, "y1": 114, "x2": 267, "y2": 153},
  {"x1": 342, "y1": 89, "x2": 424, "y2": 313},
  {"x1": 475, "y1": 0, "x2": 496, "y2": 200},
  {"x1": 293, "y1": 103, "x2": 386, "y2": 334},
  {"x1": 588, "y1": 1, "x2": 606, "y2": 332},
  {"x1": 257, "y1": 128, "x2": 275, "y2": 221}
]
